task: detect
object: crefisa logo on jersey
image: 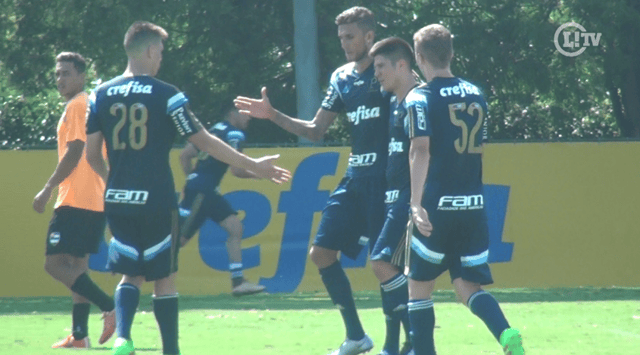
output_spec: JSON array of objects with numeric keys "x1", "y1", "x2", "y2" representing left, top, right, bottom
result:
[
  {"x1": 439, "y1": 83, "x2": 479, "y2": 98},
  {"x1": 347, "y1": 105, "x2": 380, "y2": 125},
  {"x1": 106, "y1": 81, "x2": 153, "y2": 97},
  {"x1": 388, "y1": 138, "x2": 404, "y2": 156},
  {"x1": 438, "y1": 194, "x2": 484, "y2": 211},
  {"x1": 49, "y1": 232, "x2": 61, "y2": 246}
]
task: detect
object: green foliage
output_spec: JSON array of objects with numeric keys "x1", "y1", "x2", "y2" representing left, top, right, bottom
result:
[{"x1": 1, "y1": 0, "x2": 638, "y2": 148}]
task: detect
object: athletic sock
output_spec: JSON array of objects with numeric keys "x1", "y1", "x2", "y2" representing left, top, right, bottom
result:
[
  {"x1": 71, "y1": 303, "x2": 91, "y2": 340},
  {"x1": 380, "y1": 273, "x2": 409, "y2": 354},
  {"x1": 408, "y1": 299, "x2": 436, "y2": 355},
  {"x1": 71, "y1": 273, "x2": 115, "y2": 312},
  {"x1": 114, "y1": 283, "x2": 140, "y2": 340},
  {"x1": 468, "y1": 290, "x2": 510, "y2": 342},
  {"x1": 153, "y1": 294, "x2": 179, "y2": 355},
  {"x1": 319, "y1": 261, "x2": 365, "y2": 340},
  {"x1": 230, "y1": 263, "x2": 244, "y2": 288}
]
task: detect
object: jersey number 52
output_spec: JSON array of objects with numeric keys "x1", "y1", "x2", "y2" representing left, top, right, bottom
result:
[{"x1": 448, "y1": 102, "x2": 483, "y2": 154}]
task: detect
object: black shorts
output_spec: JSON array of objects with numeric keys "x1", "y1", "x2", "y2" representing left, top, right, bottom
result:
[
  {"x1": 46, "y1": 206, "x2": 106, "y2": 257},
  {"x1": 408, "y1": 208, "x2": 493, "y2": 285},
  {"x1": 313, "y1": 175, "x2": 386, "y2": 259},
  {"x1": 106, "y1": 210, "x2": 180, "y2": 281},
  {"x1": 179, "y1": 188, "x2": 237, "y2": 241}
]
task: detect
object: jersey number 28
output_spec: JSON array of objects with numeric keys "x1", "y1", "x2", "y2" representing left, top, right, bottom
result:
[{"x1": 110, "y1": 103, "x2": 148, "y2": 150}]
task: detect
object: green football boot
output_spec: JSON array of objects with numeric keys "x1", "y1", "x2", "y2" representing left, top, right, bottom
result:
[
  {"x1": 113, "y1": 337, "x2": 135, "y2": 355},
  {"x1": 500, "y1": 328, "x2": 524, "y2": 355}
]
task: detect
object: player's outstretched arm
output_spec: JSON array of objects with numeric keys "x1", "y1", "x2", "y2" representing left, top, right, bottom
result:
[
  {"x1": 234, "y1": 87, "x2": 337, "y2": 142},
  {"x1": 86, "y1": 132, "x2": 108, "y2": 182},
  {"x1": 33, "y1": 140, "x2": 84, "y2": 213},
  {"x1": 188, "y1": 129, "x2": 291, "y2": 184},
  {"x1": 409, "y1": 136, "x2": 433, "y2": 237}
]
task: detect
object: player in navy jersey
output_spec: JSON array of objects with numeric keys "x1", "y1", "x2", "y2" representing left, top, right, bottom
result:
[
  {"x1": 235, "y1": 7, "x2": 412, "y2": 355},
  {"x1": 368, "y1": 37, "x2": 420, "y2": 355},
  {"x1": 405, "y1": 24, "x2": 524, "y2": 355},
  {"x1": 85, "y1": 21, "x2": 290, "y2": 355},
  {"x1": 178, "y1": 104, "x2": 266, "y2": 296}
]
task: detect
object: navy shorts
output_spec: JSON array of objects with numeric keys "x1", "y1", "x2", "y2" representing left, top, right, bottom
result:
[
  {"x1": 106, "y1": 210, "x2": 180, "y2": 281},
  {"x1": 46, "y1": 206, "x2": 106, "y2": 257},
  {"x1": 313, "y1": 175, "x2": 386, "y2": 259},
  {"x1": 371, "y1": 186, "x2": 410, "y2": 267},
  {"x1": 178, "y1": 188, "x2": 237, "y2": 241},
  {"x1": 408, "y1": 208, "x2": 493, "y2": 285}
]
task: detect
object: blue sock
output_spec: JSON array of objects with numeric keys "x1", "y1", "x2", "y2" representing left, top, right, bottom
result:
[
  {"x1": 230, "y1": 263, "x2": 244, "y2": 288},
  {"x1": 468, "y1": 291, "x2": 510, "y2": 342},
  {"x1": 153, "y1": 294, "x2": 179, "y2": 355},
  {"x1": 114, "y1": 283, "x2": 140, "y2": 340},
  {"x1": 408, "y1": 299, "x2": 436, "y2": 355},
  {"x1": 319, "y1": 261, "x2": 365, "y2": 340},
  {"x1": 380, "y1": 273, "x2": 409, "y2": 354}
]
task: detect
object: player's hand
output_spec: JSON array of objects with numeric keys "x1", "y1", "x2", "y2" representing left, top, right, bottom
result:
[
  {"x1": 234, "y1": 87, "x2": 276, "y2": 120},
  {"x1": 33, "y1": 186, "x2": 53, "y2": 214},
  {"x1": 252, "y1": 154, "x2": 292, "y2": 184},
  {"x1": 411, "y1": 205, "x2": 433, "y2": 237}
]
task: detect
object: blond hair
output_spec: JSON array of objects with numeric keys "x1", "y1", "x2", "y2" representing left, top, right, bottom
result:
[{"x1": 413, "y1": 24, "x2": 453, "y2": 69}]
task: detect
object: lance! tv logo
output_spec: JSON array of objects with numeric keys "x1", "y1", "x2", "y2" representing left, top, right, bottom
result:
[{"x1": 554, "y1": 22, "x2": 601, "y2": 57}]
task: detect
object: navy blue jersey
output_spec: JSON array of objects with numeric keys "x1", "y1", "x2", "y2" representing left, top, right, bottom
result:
[
  {"x1": 406, "y1": 77, "x2": 488, "y2": 211},
  {"x1": 184, "y1": 121, "x2": 245, "y2": 192},
  {"x1": 87, "y1": 75, "x2": 203, "y2": 215},
  {"x1": 386, "y1": 94, "x2": 411, "y2": 189},
  {"x1": 321, "y1": 63, "x2": 390, "y2": 177}
]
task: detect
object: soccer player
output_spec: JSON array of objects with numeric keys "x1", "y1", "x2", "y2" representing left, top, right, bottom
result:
[
  {"x1": 33, "y1": 52, "x2": 115, "y2": 349},
  {"x1": 178, "y1": 103, "x2": 266, "y2": 296},
  {"x1": 235, "y1": 7, "x2": 410, "y2": 355},
  {"x1": 368, "y1": 37, "x2": 420, "y2": 355},
  {"x1": 85, "y1": 21, "x2": 290, "y2": 355},
  {"x1": 405, "y1": 24, "x2": 524, "y2": 355}
]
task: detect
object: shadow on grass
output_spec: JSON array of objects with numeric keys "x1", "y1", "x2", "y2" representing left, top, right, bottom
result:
[{"x1": 1, "y1": 287, "x2": 638, "y2": 314}]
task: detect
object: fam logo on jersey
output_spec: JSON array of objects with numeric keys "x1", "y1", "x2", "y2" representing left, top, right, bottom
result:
[
  {"x1": 385, "y1": 190, "x2": 400, "y2": 203},
  {"x1": 105, "y1": 189, "x2": 149, "y2": 205},
  {"x1": 347, "y1": 105, "x2": 380, "y2": 125},
  {"x1": 106, "y1": 81, "x2": 153, "y2": 97},
  {"x1": 438, "y1": 194, "x2": 484, "y2": 211},
  {"x1": 388, "y1": 138, "x2": 404, "y2": 156},
  {"x1": 439, "y1": 83, "x2": 480, "y2": 98},
  {"x1": 349, "y1": 152, "x2": 377, "y2": 167},
  {"x1": 49, "y1": 232, "x2": 61, "y2": 246}
]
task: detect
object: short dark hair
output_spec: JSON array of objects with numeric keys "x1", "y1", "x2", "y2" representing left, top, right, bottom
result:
[
  {"x1": 369, "y1": 37, "x2": 414, "y2": 66},
  {"x1": 55, "y1": 52, "x2": 86, "y2": 74},
  {"x1": 335, "y1": 6, "x2": 376, "y2": 34},
  {"x1": 123, "y1": 21, "x2": 168, "y2": 55},
  {"x1": 414, "y1": 24, "x2": 453, "y2": 69}
]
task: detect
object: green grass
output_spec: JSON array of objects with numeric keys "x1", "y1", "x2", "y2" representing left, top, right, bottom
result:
[{"x1": 1, "y1": 287, "x2": 639, "y2": 355}]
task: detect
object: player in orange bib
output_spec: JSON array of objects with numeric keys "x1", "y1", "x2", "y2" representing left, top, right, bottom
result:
[{"x1": 33, "y1": 52, "x2": 116, "y2": 349}]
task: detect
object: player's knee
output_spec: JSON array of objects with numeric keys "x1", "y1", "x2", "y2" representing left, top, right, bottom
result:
[
  {"x1": 309, "y1": 246, "x2": 337, "y2": 269},
  {"x1": 370, "y1": 260, "x2": 398, "y2": 282},
  {"x1": 44, "y1": 256, "x2": 61, "y2": 276}
]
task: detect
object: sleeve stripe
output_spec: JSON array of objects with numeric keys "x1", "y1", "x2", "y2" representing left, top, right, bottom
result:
[{"x1": 167, "y1": 93, "x2": 188, "y2": 113}]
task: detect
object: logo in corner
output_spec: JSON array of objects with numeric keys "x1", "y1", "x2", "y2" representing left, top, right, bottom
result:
[
  {"x1": 49, "y1": 232, "x2": 61, "y2": 246},
  {"x1": 554, "y1": 22, "x2": 601, "y2": 57}
]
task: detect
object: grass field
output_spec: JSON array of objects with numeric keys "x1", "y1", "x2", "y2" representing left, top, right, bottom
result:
[{"x1": 1, "y1": 287, "x2": 638, "y2": 355}]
